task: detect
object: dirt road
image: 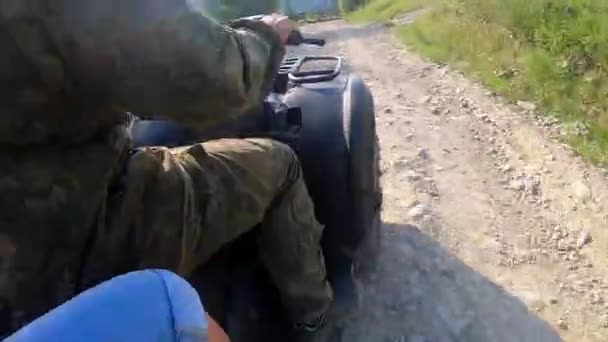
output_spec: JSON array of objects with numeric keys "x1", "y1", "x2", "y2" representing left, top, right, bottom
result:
[{"x1": 299, "y1": 19, "x2": 608, "y2": 342}]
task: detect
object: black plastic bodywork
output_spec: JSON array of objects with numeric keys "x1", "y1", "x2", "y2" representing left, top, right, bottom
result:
[{"x1": 129, "y1": 55, "x2": 380, "y2": 341}]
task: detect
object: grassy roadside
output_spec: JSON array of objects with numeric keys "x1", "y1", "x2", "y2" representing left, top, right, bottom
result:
[
  {"x1": 346, "y1": 0, "x2": 427, "y2": 22},
  {"x1": 351, "y1": 0, "x2": 608, "y2": 165}
]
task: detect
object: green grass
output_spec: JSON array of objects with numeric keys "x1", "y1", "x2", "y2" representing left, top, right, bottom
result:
[
  {"x1": 346, "y1": 0, "x2": 427, "y2": 22},
  {"x1": 379, "y1": 0, "x2": 608, "y2": 165}
]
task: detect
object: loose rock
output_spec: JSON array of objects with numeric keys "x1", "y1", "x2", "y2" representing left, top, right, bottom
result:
[
  {"x1": 571, "y1": 180, "x2": 592, "y2": 203},
  {"x1": 392, "y1": 160, "x2": 409, "y2": 172},
  {"x1": 419, "y1": 95, "x2": 432, "y2": 104},
  {"x1": 476, "y1": 113, "x2": 489, "y2": 121},
  {"x1": 417, "y1": 148, "x2": 430, "y2": 159},
  {"x1": 523, "y1": 176, "x2": 541, "y2": 195},
  {"x1": 509, "y1": 179, "x2": 525, "y2": 191},
  {"x1": 577, "y1": 230, "x2": 592, "y2": 248},
  {"x1": 405, "y1": 170, "x2": 421, "y2": 182},
  {"x1": 517, "y1": 101, "x2": 537, "y2": 112},
  {"x1": 408, "y1": 204, "x2": 430, "y2": 220}
]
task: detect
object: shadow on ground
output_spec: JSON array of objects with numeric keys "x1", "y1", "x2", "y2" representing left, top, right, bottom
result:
[{"x1": 343, "y1": 223, "x2": 561, "y2": 342}]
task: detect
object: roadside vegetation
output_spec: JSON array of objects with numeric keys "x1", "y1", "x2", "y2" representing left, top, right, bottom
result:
[
  {"x1": 346, "y1": 0, "x2": 608, "y2": 165},
  {"x1": 345, "y1": 0, "x2": 426, "y2": 22}
]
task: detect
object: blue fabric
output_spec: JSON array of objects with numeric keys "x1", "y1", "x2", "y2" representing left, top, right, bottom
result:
[{"x1": 6, "y1": 270, "x2": 208, "y2": 342}]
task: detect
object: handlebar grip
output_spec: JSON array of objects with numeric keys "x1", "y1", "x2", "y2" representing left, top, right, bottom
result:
[{"x1": 240, "y1": 14, "x2": 266, "y2": 21}]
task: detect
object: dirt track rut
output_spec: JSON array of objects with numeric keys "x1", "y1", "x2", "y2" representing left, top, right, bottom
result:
[{"x1": 299, "y1": 19, "x2": 608, "y2": 342}]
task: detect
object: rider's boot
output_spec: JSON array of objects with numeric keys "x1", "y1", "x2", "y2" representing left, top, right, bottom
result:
[{"x1": 294, "y1": 274, "x2": 360, "y2": 342}]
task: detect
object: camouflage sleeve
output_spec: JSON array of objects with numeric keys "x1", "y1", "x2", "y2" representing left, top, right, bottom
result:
[{"x1": 49, "y1": 0, "x2": 285, "y2": 127}]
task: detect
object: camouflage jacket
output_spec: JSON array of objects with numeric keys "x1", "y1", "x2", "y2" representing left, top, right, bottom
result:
[{"x1": 0, "y1": 0, "x2": 284, "y2": 335}]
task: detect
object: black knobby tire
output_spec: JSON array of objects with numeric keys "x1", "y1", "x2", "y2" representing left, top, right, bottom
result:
[
  {"x1": 353, "y1": 133, "x2": 382, "y2": 276},
  {"x1": 341, "y1": 76, "x2": 382, "y2": 276},
  {"x1": 284, "y1": 74, "x2": 382, "y2": 281}
]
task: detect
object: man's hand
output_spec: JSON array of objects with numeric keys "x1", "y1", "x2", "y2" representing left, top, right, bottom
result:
[
  {"x1": 261, "y1": 13, "x2": 296, "y2": 45},
  {"x1": 207, "y1": 313, "x2": 232, "y2": 342}
]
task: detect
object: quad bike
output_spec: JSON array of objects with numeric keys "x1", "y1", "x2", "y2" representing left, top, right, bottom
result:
[{"x1": 129, "y1": 26, "x2": 382, "y2": 342}]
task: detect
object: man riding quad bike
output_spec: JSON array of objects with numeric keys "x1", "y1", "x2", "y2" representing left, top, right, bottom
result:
[
  {"x1": 130, "y1": 17, "x2": 382, "y2": 342},
  {"x1": 0, "y1": 3, "x2": 380, "y2": 342}
]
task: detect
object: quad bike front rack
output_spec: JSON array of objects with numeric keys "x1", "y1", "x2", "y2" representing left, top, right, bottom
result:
[
  {"x1": 275, "y1": 56, "x2": 343, "y2": 93},
  {"x1": 288, "y1": 56, "x2": 342, "y2": 84}
]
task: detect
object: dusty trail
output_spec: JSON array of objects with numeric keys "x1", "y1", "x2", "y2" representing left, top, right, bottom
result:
[{"x1": 299, "y1": 19, "x2": 608, "y2": 342}]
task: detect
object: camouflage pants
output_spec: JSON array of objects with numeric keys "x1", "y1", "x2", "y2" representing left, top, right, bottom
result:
[{"x1": 89, "y1": 138, "x2": 332, "y2": 324}]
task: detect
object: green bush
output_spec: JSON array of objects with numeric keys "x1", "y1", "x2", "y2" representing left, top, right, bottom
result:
[
  {"x1": 452, "y1": 0, "x2": 608, "y2": 68},
  {"x1": 255, "y1": 0, "x2": 608, "y2": 163},
  {"x1": 397, "y1": 0, "x2": 608, "y2": 164},
  {"x1": 346, "y1": 0, "x2": 428, "y2": 22}
]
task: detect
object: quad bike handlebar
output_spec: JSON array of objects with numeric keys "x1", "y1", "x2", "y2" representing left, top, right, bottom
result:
[
  {"x1": 233, "y1": 15, "x2": 336, "y2": 90},
  {"x1": 238, "y1": 14, "x2": 326, "y2": 47},
  {"x1": 129, "y1": 21, "x2": 340, "y2": 147}
]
